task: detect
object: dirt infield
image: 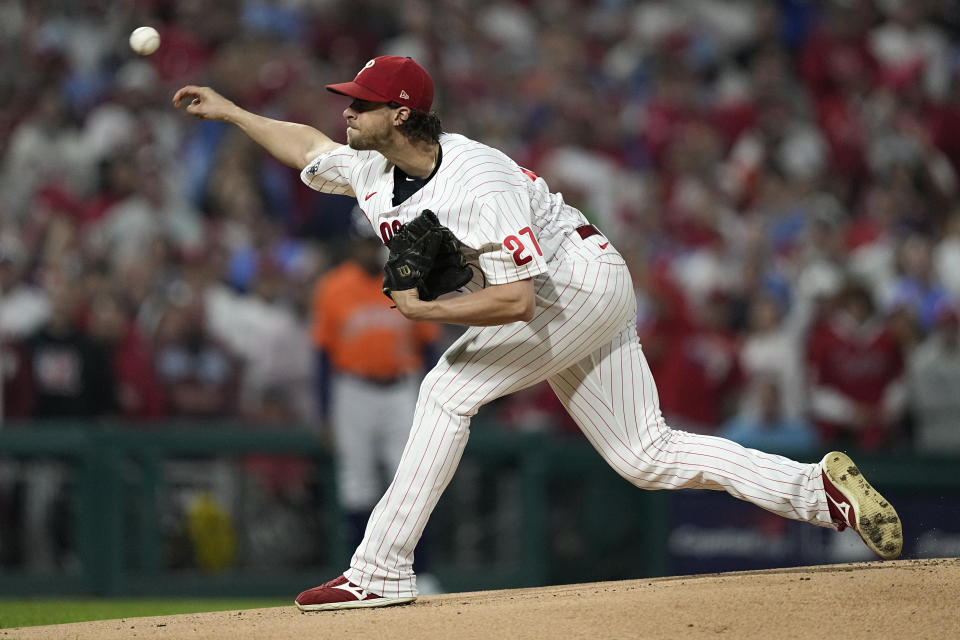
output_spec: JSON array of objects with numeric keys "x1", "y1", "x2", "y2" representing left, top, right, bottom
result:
[{"x1": 7, "y1": 558, "x2": 958, "y2": 640}]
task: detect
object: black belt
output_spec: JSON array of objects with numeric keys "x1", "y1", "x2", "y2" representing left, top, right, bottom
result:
[{"x1": 575, "y1": 224, "x2": 600, "y2": 240}]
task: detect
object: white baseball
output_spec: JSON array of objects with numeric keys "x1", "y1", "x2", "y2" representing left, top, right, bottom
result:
[{"x1": 129, "y1": 26, "x2": 160, "y2": 56}]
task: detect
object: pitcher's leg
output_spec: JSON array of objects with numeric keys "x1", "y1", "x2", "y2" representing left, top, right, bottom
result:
[
  {"x1": 345, "y1": 356, "x2": 479, "y2": 597},
  {"x1": 346, "y1": 260, "x2": 636, "y2": 597},
  {"x1": 548, "y1": 324, "x2": 834, "y2": 527}
]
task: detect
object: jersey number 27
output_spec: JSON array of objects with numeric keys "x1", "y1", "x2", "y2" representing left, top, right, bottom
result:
[{"x1": 504, "y1": 227, "x2": 542, "y2": 266}]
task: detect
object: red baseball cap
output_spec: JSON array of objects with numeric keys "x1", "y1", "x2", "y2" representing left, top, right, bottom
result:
[{"x1": 326, "y1": 56, "x2": 434, "y2": 112}]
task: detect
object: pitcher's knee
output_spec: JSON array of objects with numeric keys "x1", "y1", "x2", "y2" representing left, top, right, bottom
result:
[
  {"x1": 414, "y1": 395, "x2": 472, "y2": 436},
  {"x1": 417, "y1": 372, "x2": 487, "y2": 423}
]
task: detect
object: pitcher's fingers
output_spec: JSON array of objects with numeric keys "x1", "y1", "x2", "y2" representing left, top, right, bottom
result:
[{"x1": 172, "y1": 86, "x2": 200, "y2": 107}]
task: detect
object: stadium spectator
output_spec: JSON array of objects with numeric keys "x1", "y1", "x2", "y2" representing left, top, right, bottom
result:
[
  {"x1": 80, "y1": 60, "x2": 183, "y2": 165},
  {"x1": 657, "y1": 289, "x2": 743, "y2": 433},
  {"x1": 22, "y1": 277, "x2": 117, "y2": 419},
  {"x1": 806, "y1": 280, "x2": 906, "y2": 449},
  {"x1": 0, "y1": 242, "x2": 49, "y2": 340},
  {"x1": 846, "y1": 182, "x2": 902, "y2": 301},
  {"x1": 719, "y1": 376, "x2": 818, "y2": 454},
  {"x1": 153, "y1": 286, "x2": 240, "y2": 419},
  {"x1": 908, "y1": 302, "x2": 960, "y2": 453},
  {"x1": 869, "y1": 0, "x2": 952, "y2": 103},
  {"x1": 86, "y1": 290, "x2": 166, "y2": 420},
  {"x1": 0, "y1": 89, "x2": 86, "y2": 224},
  {"x1": 634, "y1": 262, "x2": 695, "y2": 383},
  {"x1": 882, "y1": 233, "x2": 949, "y2": 332},
  {"x1": 934, "y1": 210, "x2": 960, "y2": 301},
  {"x1": 85, "y1": 148, "x2": 204, "y2": 271},
  {"x1": 1, "y1": 338, "x2": 33, "y2": 420},
  {"x1": 230, "y1": 257, "x2": 316, "y2": 423},
  {"x1": 739, "y1": 289, "x2": 806, "y2": 421}
]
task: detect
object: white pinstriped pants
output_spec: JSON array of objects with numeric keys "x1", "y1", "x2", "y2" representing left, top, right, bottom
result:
[{"x1": 345, "y1": 232, "x2": 834, "y2": 598}]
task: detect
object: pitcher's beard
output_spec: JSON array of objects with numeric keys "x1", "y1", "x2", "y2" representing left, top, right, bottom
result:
[{"x1": 347, "y1": 127, "x2": 391, "y2": 151}]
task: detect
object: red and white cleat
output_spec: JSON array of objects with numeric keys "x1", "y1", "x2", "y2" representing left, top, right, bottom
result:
[
  {"x1": 295, "y1": 575, "x2": 416, "y2": 612},
  {"x1": 820, "y1": 451, "x2": 903, "y2": 560}
]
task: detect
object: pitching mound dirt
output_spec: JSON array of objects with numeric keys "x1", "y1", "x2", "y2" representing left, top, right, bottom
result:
[{"x1": 6, "y1": 558, "x2": 958, "y2": 640}]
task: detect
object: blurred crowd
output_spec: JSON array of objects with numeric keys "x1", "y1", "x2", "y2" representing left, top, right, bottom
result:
[{"x1": 2, "y1": 0, "x2": 960, "y2": 454}]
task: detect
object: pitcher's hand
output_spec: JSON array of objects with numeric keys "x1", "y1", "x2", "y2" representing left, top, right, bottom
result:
[
  {"x1": 389, "y1": 288, "x2": 429, "y2": 321},
  {"x1": 172, "y1": 86, "x2": 237, "y2": 122}
]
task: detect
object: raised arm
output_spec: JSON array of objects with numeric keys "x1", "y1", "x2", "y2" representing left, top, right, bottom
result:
[{"x1": 172, "y1": 85, "x2": 341, "y2": 170}]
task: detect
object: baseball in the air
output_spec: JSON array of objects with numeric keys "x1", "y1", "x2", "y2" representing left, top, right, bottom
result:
[{"x1": 129, "y1": 26, "x2": 160, "y2": 56}]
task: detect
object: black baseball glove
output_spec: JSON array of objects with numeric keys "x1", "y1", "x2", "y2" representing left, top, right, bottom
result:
[
  {"x1": 382, "y1": 210, "x2": 474, "y2": 301},
  {"x1": 382, "y1": 210, "x2": 442, "y2": 298},
  {"x1": 420, "y1": 219, "x2": 474, "y2": 301}
]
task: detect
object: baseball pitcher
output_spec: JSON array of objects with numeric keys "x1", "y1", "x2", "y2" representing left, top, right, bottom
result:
[{"x1": 173, "y1": 55, "x2": 902, "y2": 612}]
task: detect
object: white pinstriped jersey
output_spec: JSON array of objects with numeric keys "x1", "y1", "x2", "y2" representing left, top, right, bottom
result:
[{"x1": 300, "y1": 133, "x2": 589, "y2": 288}]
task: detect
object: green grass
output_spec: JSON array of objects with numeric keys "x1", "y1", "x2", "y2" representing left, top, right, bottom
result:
[{"x1": 0, "y1": 598, "x2": 290, "y2": 629}]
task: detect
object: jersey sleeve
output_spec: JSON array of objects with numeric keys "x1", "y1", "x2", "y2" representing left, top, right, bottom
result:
[
  {"x1": 471, "y1": 194, "x2": 548, "y2": 285},
  {"x1": 300, "y1": 145, "x2": 357, "y2": 197}
]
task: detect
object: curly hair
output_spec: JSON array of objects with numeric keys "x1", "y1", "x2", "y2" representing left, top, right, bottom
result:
[{"x1": 389, "y1": 102, "x2": 442, "y2": 144}]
